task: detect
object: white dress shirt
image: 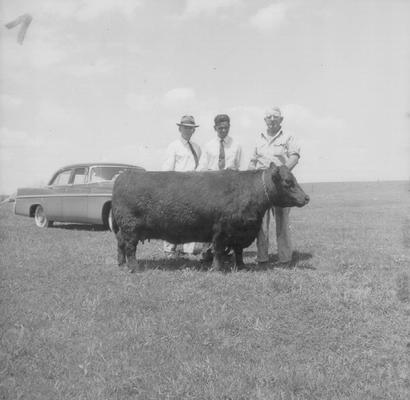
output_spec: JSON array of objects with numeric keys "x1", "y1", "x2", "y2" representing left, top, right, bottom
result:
[
  {"x1": 162, "y1": 137, "x2": 202, "y2": 171},
  {"x1": 199, "y1": 135, "x2": 242, "y2": 171}
]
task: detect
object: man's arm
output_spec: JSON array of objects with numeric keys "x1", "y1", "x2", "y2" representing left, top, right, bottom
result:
[
  {"x1": 234, "y1": 145, "x2": 243, "y2": 170},
  {"x1": 162, "y1": 143, "x2": 176, "y2": 171},
  {"x1": 286, "y1": 154, "x2": 299, "y2": 171},
  {"x1": 286, "y1": 135, "x2": 300, "y2": 171},
  {"x1": 248, "y1": 146, "x2": 259, "y2": 170},
  {"x1": 197, "y1": 147, "x2": 209, "y2": 171}
]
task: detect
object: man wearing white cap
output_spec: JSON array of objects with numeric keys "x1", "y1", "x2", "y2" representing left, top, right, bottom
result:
[
  {"x1": 162, "y1": 115, "x2": 202, "y2": 256},
  {"x1": 249, "y1": 107, "x2": 300, "y2": 267}
]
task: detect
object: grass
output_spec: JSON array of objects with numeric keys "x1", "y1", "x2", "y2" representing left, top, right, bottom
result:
[{"x1": 1, "y1": 181, "x2": 410, "y2": 399}]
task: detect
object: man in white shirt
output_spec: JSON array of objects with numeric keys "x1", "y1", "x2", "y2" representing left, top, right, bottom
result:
[
  {"x1": 162, "y1": 115, "x2": 202, "y2": 256},
  {"x1": 162, "y1": 115, "x2": 201, "y2": 172},
  {"x1": 199, "y1": 114, "x2": 242, "y2": 171},
  {"x1": 199, "y1": 114, "x2": 242, "y2": 262},
  {"x1": 249, "y1": 107, "x2": 300, "y2": 267}
]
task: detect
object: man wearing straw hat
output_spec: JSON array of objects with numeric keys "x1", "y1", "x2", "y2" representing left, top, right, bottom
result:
[
  {"x1": 162, "y1": 115, "x2": 202, "y2": 257},
  {"x1": 249, "y1": 107, "x2": 301, "y2": 267}
]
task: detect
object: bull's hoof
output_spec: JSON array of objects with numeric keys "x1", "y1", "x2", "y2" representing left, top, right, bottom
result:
[
  {"x1": 127, "y1": 260, "x2": 143, "y2": 273},
  {"x1": 210, "y1": 261, "x2": 224, "y2": 272},
  {"x1": 200, "y1": 250, "x2": 213, "y2": 263},
  {"x1": 129, "y1": 267, "x2": 144, "y2": 273},
  {"x1": 234, "y1": 262, "x2": 246, "y2": 271},
  {"x1": 128, "y1": 265, "x2": 144, "y2": 273}
]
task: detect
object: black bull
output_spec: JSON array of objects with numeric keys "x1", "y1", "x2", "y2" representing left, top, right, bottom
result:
[{"x1": 112, "y1": 164, "x2": 309, "y2": 272}]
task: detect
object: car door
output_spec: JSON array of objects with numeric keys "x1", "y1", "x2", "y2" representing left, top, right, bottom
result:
[
  {"x1": 62, "y1": 167, "x2": 89, "y2": 222},
  {"x1": 43, "y1": 169, "x2": 72, "y2": 220}
]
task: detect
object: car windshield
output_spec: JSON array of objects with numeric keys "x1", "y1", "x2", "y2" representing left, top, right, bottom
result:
[{"x1": 89, "y1": 166, "x2": 134, "y2": 182}]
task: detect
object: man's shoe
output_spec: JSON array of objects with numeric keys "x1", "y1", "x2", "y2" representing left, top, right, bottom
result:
[
  {"x1": 275, "y1": 260, "x2": 293, "y2": 268},
  {"x1": 256, "y1": 260, "x2": 270, "y2": 269},
  {"x1": 257, "y1": 260, "x2": 269, "y2": 265}
]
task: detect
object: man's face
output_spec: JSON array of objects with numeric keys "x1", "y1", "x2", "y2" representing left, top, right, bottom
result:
[
  {"x1": 264, "y1": 116, "x2": 283, "y2": 133},
  {"x1": 214, "y1": 121, "x2": 230, "y2": 140},
  {"x1": 179, "y1": 125, "x2": 195, "y2": 141}
]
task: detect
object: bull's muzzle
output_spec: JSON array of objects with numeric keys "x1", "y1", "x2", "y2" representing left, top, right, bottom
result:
[{"x1": 294, "y1": 192, "x2": 310, "y2": 207}]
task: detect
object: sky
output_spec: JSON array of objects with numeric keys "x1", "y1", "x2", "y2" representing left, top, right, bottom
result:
[{"x1": 0, "y1": 0, "x2": 409, "y2": 194}]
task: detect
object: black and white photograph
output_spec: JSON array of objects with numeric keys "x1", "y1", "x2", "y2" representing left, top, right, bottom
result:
[{"x1": 1, "y1": 0, "x2": 409, "y2": 398}]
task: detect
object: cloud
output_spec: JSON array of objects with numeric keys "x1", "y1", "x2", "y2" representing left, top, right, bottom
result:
[
  {"x1": 249, "y1": 3, "x2": 287, "y2": 32},
  {"x1": 162, "y1": 88, "x2": 196, "y2": 108},
  {"x1": 97, "y1": 144, "x2": 165, "y2": 170},
  {"x1": 0, "y1": 127, "x2": 31, "y2": 149},
  {"x1": 74, "y1": 0, "x2": 143, "y2": 21},
  {"x1": 181, "y1": 0, "x2": 242, "y2": 18},
  {"x1": 282, "y1": 104, "x2": 345, "y2": 134},
  {"x1": 62, "y1": 59, "x2": 115, "y2": 77},
  {"x1": 0, "y1": 28, "x2": 66, "y2": 70},
  {"x1": 36, "y1": 102, "x2": 73, "y2": 126},
  {"x1": 29, "y1": 42, "x2": 67, "y2": 68},
  {"x1": 0, "y1": 94, "x2": 23, "y2": 108},
  {"x1": 36, "y1": 0, "x2": 143, "y2": 21},
  {"x1": 228, "y1": 105, "x2": 264, "y2": 129},
  {"x1": 0, "y1": 126, "x2": 68, "y2": 193},
  {"x1": 125, "y1": 93, "x2": 156, "y2": 112}
]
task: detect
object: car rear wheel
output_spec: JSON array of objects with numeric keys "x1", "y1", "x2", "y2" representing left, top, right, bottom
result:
[
  {"x1": 108, "y1": 207, "x2": 114, "y2": 232},
  {"x1": 34, "y1": 205, "x2": 53, "y2": 228}
]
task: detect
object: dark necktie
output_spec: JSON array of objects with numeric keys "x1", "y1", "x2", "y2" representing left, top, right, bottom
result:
[
  {"x1": 187, "y1": 141, "x2": 199, "y2": 170},
  {"x1": 218, "y1": 139, "x2": 225, "y2": 170}
]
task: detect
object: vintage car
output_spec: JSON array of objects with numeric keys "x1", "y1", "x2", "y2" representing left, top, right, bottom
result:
[{"x1": 14, "y1": 163, "x2": 145, "y2": 230}]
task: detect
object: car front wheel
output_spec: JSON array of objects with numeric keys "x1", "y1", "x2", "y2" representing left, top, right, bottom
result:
[{"x1": 34, "y1": 205, "x2": 53, "y2": 228}]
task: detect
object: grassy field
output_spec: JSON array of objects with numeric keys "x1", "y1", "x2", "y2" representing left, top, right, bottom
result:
[{"x1": 1, "y1": 181, "x2": 410, "y2": 400}]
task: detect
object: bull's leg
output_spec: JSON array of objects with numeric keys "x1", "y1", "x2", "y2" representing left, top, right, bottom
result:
[
  {"x1": 124, "y1": 236, "x2": 141, "y2": 273},
  {"x1": 211, "y1": 239, "x2": 224, "y2": 271},
  {"x1": 116, "y1": 230, "x2": 126, "y2": 267},
  {"x1": 232, "y1": 246, "x2": 245, "y2": 270}
]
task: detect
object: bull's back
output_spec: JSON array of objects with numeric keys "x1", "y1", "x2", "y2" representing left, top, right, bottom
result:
[{"x1": 114, "y1": 170, "x2": 258, "y2": 210}]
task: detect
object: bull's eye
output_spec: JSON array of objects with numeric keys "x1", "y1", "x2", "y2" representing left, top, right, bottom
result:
[{"x1": 285, "y1": 179, "x2": 294, "y2": 188}]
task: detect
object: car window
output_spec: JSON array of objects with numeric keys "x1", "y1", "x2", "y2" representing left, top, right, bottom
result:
[
  {"x1": 71, "y1": 167, "x2": 88, "y2": 184},
  {"x1": 90, "y1": 166, "x2": 134, "y2": 182},
  {"x1": 51, "y1": 170, "x2": 72, "y2": 186}
]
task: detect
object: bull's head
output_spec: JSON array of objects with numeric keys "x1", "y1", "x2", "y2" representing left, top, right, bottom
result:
[{"x1": 269, "y1": 162, "x2": 309, "y2": 208}]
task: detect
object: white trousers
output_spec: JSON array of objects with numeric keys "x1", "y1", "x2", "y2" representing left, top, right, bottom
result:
[
  {"x1": 163, "y1": 241, "x2": 200, "y2": 255},
  {"x1": 256, "y1": 207, "x2": 292, "y2": 263}
]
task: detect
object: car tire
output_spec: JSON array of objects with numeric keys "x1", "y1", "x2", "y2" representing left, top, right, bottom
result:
[
  {"x1": 34, "y1": 205, "x2": 53, "y2": 228},
  {"x1": 107, "y1": 207, "x2": 114, "y2": 232}
]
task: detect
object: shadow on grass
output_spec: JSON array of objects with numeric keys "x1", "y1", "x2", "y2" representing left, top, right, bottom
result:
[
  {"x1": 243, "y1": 250, "x2": 315, "y2": 271},
  {"x1": 122, "y1": 250, "x2": 315, "y2": 273},
  {"x1": 51, "y1": 223, "x2": 108, "y2": 232},
  {"x1": 139, "y1": 257, "x2": 209, "y2": 272}
]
